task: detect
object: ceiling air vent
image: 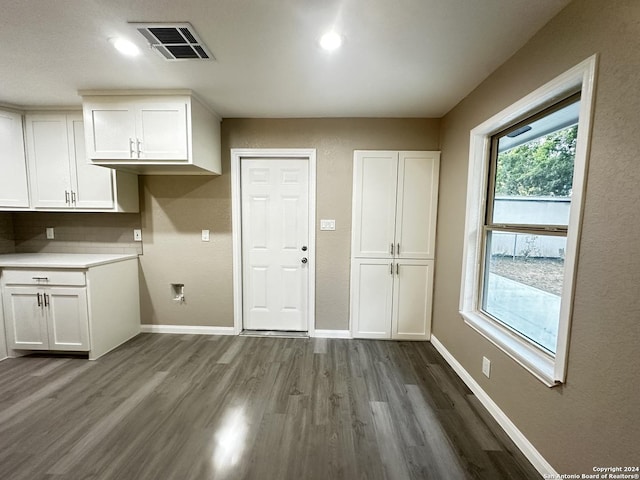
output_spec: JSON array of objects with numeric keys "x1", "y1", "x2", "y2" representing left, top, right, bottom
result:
[{"x1": 132, "y1": 22, "x2": 214, "y2": 61}]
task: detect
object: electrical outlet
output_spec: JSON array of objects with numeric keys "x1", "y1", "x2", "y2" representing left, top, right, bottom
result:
[
  {"x1": 133, "y1": 229, "x2": 142, "y2": 242},
  {"x1": 45, "y1": 227, "x2": 55, "y2": 240},
  {"x1": 320, "y1": 219, "x2": 336, "y2": 231},
  {"x1": 201, "y1": 229, "x2": 210, "y2": 242},
  {"x1": 482, "y1": 356, "x2": 491, "y2": 378}
]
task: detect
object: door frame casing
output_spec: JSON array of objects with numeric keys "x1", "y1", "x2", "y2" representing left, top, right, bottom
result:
[{"x1": 231, "y1": 148, "x2": 317, "y2": 335}]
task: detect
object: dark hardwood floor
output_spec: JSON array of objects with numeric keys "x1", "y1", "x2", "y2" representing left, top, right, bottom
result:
[{"x1": 0, "y1": 334, "x2": 541, "y2": 479}]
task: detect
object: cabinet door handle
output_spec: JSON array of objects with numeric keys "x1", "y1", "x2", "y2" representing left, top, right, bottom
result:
[
  {"x1": 71, "y1": 191, "x2": 76, "y2": 204},
  {"x1": 136, "y1": 138, "x2": 142, "y2": 157},
  {"x1": 390, "y1": 243, "x2": 394, "y2": 256},
  {"x1": 129, "y1": 138, "x2": 136, "y2": 158},
  {"x1": 397, "y1": 243, "x2": 400, "y2": 255},
  {"x1": 65, "y1": 190, "x2": 70, "y2": 204},
  {"x1": 396, "y1": 263, "x2": 400, "y2": 275},
  {"x1": 390, "y1": 263, "x2": 393, "y2": 275},
  {"x1": 43, "y1": 293, "x2": 49, "y2": 307},
  {"x1": 37, "y1": 293, "x2": 42, "y2": 307},
  {"x1": 32, "y1": 276, "x2": 49, "y2": 281}
]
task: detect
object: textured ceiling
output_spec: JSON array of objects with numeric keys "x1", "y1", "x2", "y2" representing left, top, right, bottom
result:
[{"x1": 0, "y1": 0, "x2": 571, "y2": 117}]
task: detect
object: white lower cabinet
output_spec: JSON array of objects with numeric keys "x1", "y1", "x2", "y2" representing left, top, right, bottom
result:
[
  {"x1": 3, "y1": 285, "x2": 88, "y2": 351},
  {"x1": 0, "y1": 256, "x2": 140, "y2": 359},
  {"x1": 350, "y1": 259, "x2": 434, "y2": 340}
]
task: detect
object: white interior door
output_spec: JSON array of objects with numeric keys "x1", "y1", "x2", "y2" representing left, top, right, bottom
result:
[{"x1": 241, "y1": 158, "x2": 309, "y2": 331}]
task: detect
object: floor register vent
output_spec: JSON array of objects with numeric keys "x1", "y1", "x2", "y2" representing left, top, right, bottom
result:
[{"x1": 132, "y1": 22, "x2": 214, "y2": 61}]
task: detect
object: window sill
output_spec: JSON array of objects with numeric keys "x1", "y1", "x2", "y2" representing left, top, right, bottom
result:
[{"x1": 460, "y1": 310, "x2": 560, "y2": 387}]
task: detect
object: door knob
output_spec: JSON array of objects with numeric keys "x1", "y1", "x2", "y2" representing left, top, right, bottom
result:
[
  {"x1": 301, "y1": 246, "x2": 308, "y2": 251},
  {"x1": 301, "y1": 257, "x2": 308, "y2": 264}
]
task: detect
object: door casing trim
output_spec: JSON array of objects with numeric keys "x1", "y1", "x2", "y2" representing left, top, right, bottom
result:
[{"x1": 231, "y1": 148, "x2": 317, "y2": 335}]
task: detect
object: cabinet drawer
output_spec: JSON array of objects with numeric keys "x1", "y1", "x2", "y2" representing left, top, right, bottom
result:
[{"x1": 1, "y1": 269, "x2": 86, "y2": 286}]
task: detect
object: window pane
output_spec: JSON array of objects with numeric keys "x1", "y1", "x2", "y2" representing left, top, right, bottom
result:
[
  {"x1": 491, "y1": 99, "x2": 580, "y2": 226},
  {"x1": 481, "y1": 231, "x2": 566, "y2": 353}
]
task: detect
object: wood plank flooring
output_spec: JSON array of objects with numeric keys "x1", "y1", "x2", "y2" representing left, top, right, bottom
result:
[{"x1": 0, "y1": 334, "x2": 541, "y2": 480}]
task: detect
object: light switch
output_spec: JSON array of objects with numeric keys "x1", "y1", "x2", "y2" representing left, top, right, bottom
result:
[
  {"x1": 133, "y1": 229, "x2": 142, "y2": 242},
  {"x1": 320, "y1": 219, "x2": 336, "y2": 231},
  {"x1": 202, "y1": 229, "x2": 210, "y2": 242}
]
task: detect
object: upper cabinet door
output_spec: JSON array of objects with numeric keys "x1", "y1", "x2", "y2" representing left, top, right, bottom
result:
[
  {"x1": 395, "y1": 151, "x2": 440, "y2": 259},
  {"x1": 84, "y1": 102, "x2": 137, "y2": 160},
  {"x1": 352, "y1": 151, "x2": 398, "y2": 258},
  {"x1": 67, "y1": 115, "x2": 114, "y2": 209},
  {"x1": 136, "y1": 101, "x2": 189, "y2": 160},
  {"x1": 25, "y1": 114, "x2": 73, "y2": 208},
  {"x1": 0, "y1": 110, "x2": 30, "y2": 208}
]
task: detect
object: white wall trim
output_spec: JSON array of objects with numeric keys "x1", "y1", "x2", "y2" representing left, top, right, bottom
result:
[
  {"x1": 430, "y1": 335, "x2": 558, "y2": 478},
  {"x1": 312, "y1": 329, "x2": 352, "y2": 339},
  {"x1": 140, "y1": 324, "x2": 236, "y2": 335},
  {"x1": 231, "y1": 148, "x2": 317, "y2": 336}
]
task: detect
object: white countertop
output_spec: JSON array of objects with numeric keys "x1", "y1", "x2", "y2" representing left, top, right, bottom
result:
[{"x1": 0, "y1": 253, "x2": 138, "y2": 269}]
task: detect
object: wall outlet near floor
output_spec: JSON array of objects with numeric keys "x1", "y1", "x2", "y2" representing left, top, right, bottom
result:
[
  {"x1": 201, "y1": 229, "x2": 210, "y2": 242},
  {"x1": 482, "y1": 356, "x2": 491, "y2": 378},
  {"x1": 133, "y1": 229, "x2": 142, "y2": 242},
  {"x1": 45, "y1": 227, "x2": 55, "y2": 240}
]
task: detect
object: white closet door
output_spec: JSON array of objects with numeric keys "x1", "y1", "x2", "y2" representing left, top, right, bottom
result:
[
  {"x1": 350, "y1": 258, "x2": 394, "y2": 339},
  {"x1": 351, "y1": 151, "x2": 398, "y2": 258},
  {"x1": 395, "y1": 151, "x2": 440, "y2": 259},
  {"x1": 241, "y1": 158, "x2": 309, "y2": 331},
  {"x1": 392, "y1": 259, "x2": 434, "y2": 340},
  {"x1": 0, "y1": 110, "x2": 30, "y2": 208}
]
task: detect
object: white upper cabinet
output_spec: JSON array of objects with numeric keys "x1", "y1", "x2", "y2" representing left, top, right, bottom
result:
[
  {"x1": 0, "y1": 109, "x2": 30, "y2": 209},
  {"x1": 351, "y1": 150, "x2": 440, "y2": 260},
  {"x1": 85, "y1": 99, "x2": 188, "y2": 161},
  {"x1": 81, "y1": 92, "x2": 221, "y2": 175},
  {"x1": 25, "y1": 113, "x2": 138, "y2": 212}
]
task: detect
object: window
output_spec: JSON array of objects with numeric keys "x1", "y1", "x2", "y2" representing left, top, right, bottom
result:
[{"x1": 459, "y1": 56, "x2": 597, "y2": 386}]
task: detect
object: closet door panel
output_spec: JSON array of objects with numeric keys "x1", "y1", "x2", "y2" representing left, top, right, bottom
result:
[
  {"x1": 352, "y1": 151, "x2": 398, "y2": 258},
  {"x1": 395, "y1": 151, "x2": 440, "y2": 259}
]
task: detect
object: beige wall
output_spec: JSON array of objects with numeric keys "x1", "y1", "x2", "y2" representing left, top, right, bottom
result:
[
  {"x1": 0, "y1": 213, "x2": 15, "y2": 254},
  {"x1": 139, "y1": 118, "x2": 440, "y2": 329},
  {"x1": 435, "y1": 0, "x2": 640, "y2": 473},
  {"x1": 11, "y1": 212, "x2": 142, "y2": 255}
]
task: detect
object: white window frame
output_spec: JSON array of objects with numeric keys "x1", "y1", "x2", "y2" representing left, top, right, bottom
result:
[{"x1": 459, "y1": 55, "x2": 597, "y2": 386}]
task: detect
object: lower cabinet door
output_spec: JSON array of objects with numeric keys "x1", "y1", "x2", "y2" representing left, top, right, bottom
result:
[
  {"x1": 392, "y1": 259, "x2": 434, "y2": 340},
  {"x1": 350, "y1": 258, "x2": 394, "y2": 339},
  {"x1": 46, "y1": 288, "x2": 89, "y2": 351},
  {"x1": 2, "y1": 287, "x2": 48, "y2": 350}
]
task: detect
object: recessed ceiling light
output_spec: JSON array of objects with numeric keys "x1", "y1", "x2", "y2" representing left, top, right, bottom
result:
[
  {"x1": 320, "y1": 31, "x2": 342, "y2": 51},
  {"x1": 109, "y1": 37, "x2": 140, "y2": 57}
]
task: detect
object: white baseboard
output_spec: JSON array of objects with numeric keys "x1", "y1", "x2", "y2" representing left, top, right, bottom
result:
[
  {"x1": 430, "y1": 335, "x2": 558, "y2": 478},
  {"x1": 140, "y1": 324, "x2": 236, "y2": 336},
  {"x1": 311, "y1": 329, "x2": 352, "y2": 339}
]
